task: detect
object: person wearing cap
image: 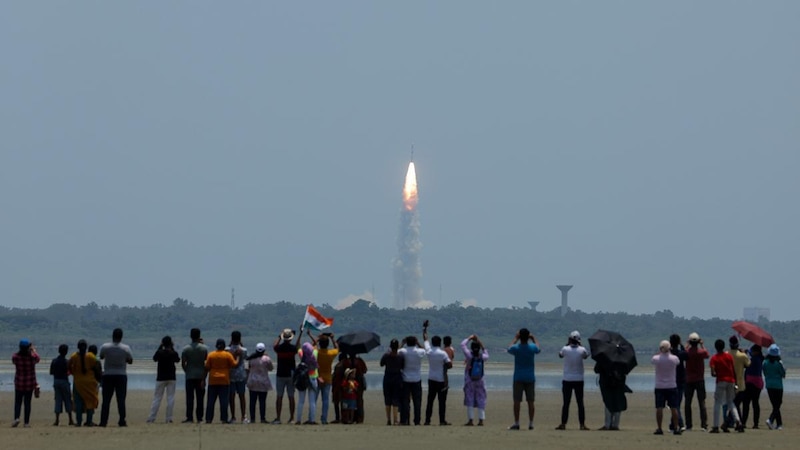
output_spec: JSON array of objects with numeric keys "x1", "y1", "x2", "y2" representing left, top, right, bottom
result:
[
  {"x1": 709, "y1": 338, "x2": 743, "y2": 433},
  {"x1": 555, "y1": 331, "x2": 590, "y2": 431},
  {"x1": 507, "y1": 327, "x2": 541, "y2": 430},
  {"x1": 98, "y1": 328, "x2": 133, "y2": 427},
  {"x1": 684, "y1": 332, "x2": 709, "y2": 431},
  {"x1": 763, "y1": 344, "x2": 785, "y2": 430},
  {"x1": 246, "y1": 342, "x2": 274, "y2": 424},
  {"x1": 181, "y1": 328, "x2": 208, "y2": 423},
  {"x1": 147, "y1": 336, "x2": 181, "y2": 423},
  {"x1": 728, "y1": 336, "x2": 751, "y2": 427},
  {"x1": 272, "y1": 328, "x2": 300, "y2": 424},
  {"x1": 651, "y1": 340, "x2": 681, "y2": 435},
  {"x1": 12, "y1": 338, "x2": 40, "y2": 428},
  {"x1": 204, "y1": 338, "x2": 239, "y2": 424}
]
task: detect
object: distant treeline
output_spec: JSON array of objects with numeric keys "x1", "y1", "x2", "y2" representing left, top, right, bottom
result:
[{"x1": 1, "y1": 299, "x2": 796, "y2": 365}]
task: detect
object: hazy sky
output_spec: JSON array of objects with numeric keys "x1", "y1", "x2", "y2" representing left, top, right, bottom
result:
[{"x1": 2, "y1": 3, "x2": 798, "y2": 320}]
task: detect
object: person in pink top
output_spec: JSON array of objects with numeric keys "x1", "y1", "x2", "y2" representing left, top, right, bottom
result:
[
  {"x1": 651, "y1": 340, "x2": 681, "y2": 435},
  {"x1": 684, "y1": 332, "x2": 710, "y2": 431}
]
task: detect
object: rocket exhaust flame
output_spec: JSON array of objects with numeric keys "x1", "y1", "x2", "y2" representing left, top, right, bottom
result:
[
  {"x1": 403, "y1": 162, "x2": 418, "y2": 211},
  {"x1": 393, "y1": 160, "x2": 423, "y2": 309}
]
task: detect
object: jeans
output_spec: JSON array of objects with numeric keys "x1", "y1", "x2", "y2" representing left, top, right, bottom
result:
[
  {"x1": 296, "y1": 379, "x2": 319, "y2": 423},
  {"x1": 561, "y1": 380, "x2": 586, "y2": 425},
  {"x1": 319, "y1": 382, "x2": 332, "y2": 423},
  {"x1": 684, "y1": 380, "x2": 708, "y2": 429},
  {"x1": 185, "y1": 378, "x2": 205, "y2": 422},
  {"x1": 100, "y1": 374, "x2": 128, "y2": 426},
  {"x1": 767, "y1": 388, "x2": 783, "y2": 427},
  {"x1": 147, "y1": 380, "x2": 177, "y2": 422},
  {"x1": 206, "y1": 384, "x2": 230, "y2": 423},
  {"x1": 14, "y1": 390, "x2": 33, "y2": 424},
  {"x1": 425, "y1": 379, "x2": 448, "y2": 424},
  {"x1": 400, "y1": 381, "x2": 423, "y2": 425}
]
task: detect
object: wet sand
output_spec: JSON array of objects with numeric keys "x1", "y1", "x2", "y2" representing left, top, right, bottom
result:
[{"x1": 1, "y1": 386, "x2": 796, "y2": 449}]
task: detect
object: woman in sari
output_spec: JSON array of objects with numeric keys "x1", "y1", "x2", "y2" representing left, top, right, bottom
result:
[{"x1": 69, "y1": 339, "x2": 100, "y2": 427}]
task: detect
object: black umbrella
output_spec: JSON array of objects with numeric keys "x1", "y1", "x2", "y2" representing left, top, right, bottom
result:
[
  {"x1": 337, "y1": 330, "x2": 381, "y2": 355},
  {"x1": 588, "y1": 329, "x2": 637, "y2": 374}
]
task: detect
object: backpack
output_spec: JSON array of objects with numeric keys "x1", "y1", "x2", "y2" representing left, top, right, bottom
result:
[
  {"x1": 293, "y1": 362, "x2": 310, "y2": 391},
  {"x1": 468, "y1": 355, "x2": 484, "y2": 381}
]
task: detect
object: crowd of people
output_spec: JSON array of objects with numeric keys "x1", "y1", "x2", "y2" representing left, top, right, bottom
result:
[{"x1": 8, "y1": 324, "x2": 787, "y2": 434}]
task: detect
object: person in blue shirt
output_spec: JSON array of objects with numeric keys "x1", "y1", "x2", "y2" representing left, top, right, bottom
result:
[{"x1": 506, "y1": 327, "x2": 540, "y2": 430}]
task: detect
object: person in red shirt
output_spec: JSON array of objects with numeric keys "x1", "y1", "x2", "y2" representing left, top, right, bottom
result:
[
  {"x1": 709, "y1": 339, "x2": 743, "y2": 433},
  {"x1": 684, "y1": 332, "x2": 710, "y2": 431},
  {"x1": 12, "y1": 339, "x2": 40, "y2": 428}
]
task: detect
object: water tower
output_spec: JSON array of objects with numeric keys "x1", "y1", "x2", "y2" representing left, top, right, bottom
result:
[
  {"x1": 557, "y1": 285, "x2": 573, "y2": 317},
  {"x1": 527, "y1": 301, "x2": 540, "y2": 312}
]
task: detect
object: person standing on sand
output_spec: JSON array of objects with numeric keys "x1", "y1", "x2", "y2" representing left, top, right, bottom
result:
[
  {"x1": 398, "y1": 323, "x2": 427, "y2": 426},
  {"x1": 684, "y1": 332, "x2": 709, "y2": 431},
  {"x1": 668, "y1": 334, "x2": 687, "y2": 432},
  {"x1": 461, "y1": 334, "x2": 488, "y2": 426},
  {"x1": 309, "y1": 331, "x2": 339, "y2": 425},
  {"x1": 147, "y1": 336, "x2": 181, "y2": 423},
  {"x1": 380, "y1": 339, "x2": 404, "y2": 426},
  {"x1": 50, "y1": 343, "x2": 74, "y2": 426},
  {"x1": 181, "y1": 328, "x2": 208, "y2": 423},
  {"x1": 729, "y1": 336, "x2": 750, "y2": 425},
  {"x1": 423, "y1": 331, "x2": 452, "y2": 426},
  {"x1": 246, "y1": 343, "x2": 274, "y2": 424},
  {"x1": 651, "y1": 340, "x2": 681, "y2": 435},
  {"x1": 507, "y1": 327, "x2": 541, "y2": 430},
  {"x1": 709, "y1": 338, "x2": 743, "y2": 433},
  {"x1": 741, "y1": 344, "x2": 764, "y2": 429},
  {"x1": 272, "y1": 328, "x2": 299, "y2": 424},
  {"x1": 98, "y1": 327, "x2": 133, "y2": 427},
  {"x1": 227, "y1": 331, "x2": 248, "y2": 423},
  {"x1": 12, "y1": 338, "x2": 40, "y2": 428},
  {"x1": 69, "y1": 339, "x2": 100, "y2": 427},
  {"x1": 205, "y1": 338, "x2": 239, "y2": 424},
  {"x1": 763, "y1": 344, "x2": 785, "y2": 430},
  {"x1": 295, "y1": 341, "x2": 320, "y2": 425},
  {"x1": 556, "y1": 331, "x2": 590, "y2": 431}
]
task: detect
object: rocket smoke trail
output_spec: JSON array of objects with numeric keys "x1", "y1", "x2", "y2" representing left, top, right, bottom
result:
[{"x1": 392, "y1": 161, "x2": 423, "y2": 309}]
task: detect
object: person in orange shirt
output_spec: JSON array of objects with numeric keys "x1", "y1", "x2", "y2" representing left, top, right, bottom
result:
[{"x1": 204, "y1": 338, "x2": 239, "y2": 424}]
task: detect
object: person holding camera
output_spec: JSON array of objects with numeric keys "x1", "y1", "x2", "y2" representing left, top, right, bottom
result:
[
  {"x1": 507, "y1": 328, "x2": 541, "y2": 430},
  {"x1": 684, "y1": 332, "x2": 710, "y2": 431},
  {"x1": 397, "y1": 321, "x2": 427, "y2": 426},
  {"x1": 147, "y1": 336, "x2": 181, "y2": 423},
  {"x1": 12, "y1": 338, "x2": 40, "y2": 428}
]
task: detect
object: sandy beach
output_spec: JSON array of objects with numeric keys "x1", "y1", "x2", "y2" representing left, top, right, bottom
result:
[{"x1": 0, "y1": 385, "x2": 796, "y2": 450}]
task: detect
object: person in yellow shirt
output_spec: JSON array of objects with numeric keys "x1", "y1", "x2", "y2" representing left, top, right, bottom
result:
[
  {"x1": 728, "y1": 336, "x2": 750, "y2": 430},
  {"x1": 309, "y1": 331, "x2": 339, "y2": 425},
  {"x1": 204, "y1": 338, "x2": 239, "y2": 424}
]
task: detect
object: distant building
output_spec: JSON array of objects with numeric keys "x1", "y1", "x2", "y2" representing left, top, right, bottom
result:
[
  {"x1": 528, "y1": 301, "x2": 540, "y2": 312},
  {"x1": 743, "y1": 307, "x2": 770, "y2": 322}
]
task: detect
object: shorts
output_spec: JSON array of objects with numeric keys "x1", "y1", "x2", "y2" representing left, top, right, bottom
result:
[
  {"x1": 230, "y1": 380, "x2": 246, "y2": 395},
  {"x1": 654, "y1": 388, "x2": 679, "y2": 409},
  {"x1": 513, "y1": 381, "x2": 535, "y2": 402},
  {"x1": 275, "y1": 376, "x2": 295, "y2": 397},
  {"x1": 343, "y1": 399, "x2": 357, "y2": 410}
]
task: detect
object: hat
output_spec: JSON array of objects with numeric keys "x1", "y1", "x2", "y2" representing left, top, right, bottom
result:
[
  {"x1": 19, "y1": 338, "x2": 31, "y2": 347},
  {"x1": 659, "y1": 340, "x2": 671, "y2": 353},
  {"x1": 569, "y1": 331, "x2": 581, "y2": 342},
  {"x1": 688, "y1": 332, "x2": 700, "y2": 342},
  {"x1": 215, "y1": 338, "x2": 226, "y2": 350},
  {"x1": 729, "y1": 335, "x2": 739, "y2": 348},
  {"x1": 768, "y1": 344, "x2": 780, "y2": 357},
  {"x1": 281, "y1": 328, "x2": 295, "y2": 341},
  {"x1": 255, "y1": 342, "x2": 266, "y2": 353}
]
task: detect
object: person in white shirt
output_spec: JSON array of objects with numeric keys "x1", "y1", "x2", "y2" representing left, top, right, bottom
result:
[
  {"x1": 556, "y1": 331, "x2": 590, "y2": 430},
  {"x1": 398, "y1": 323, "x2": 427, "y2": 426},
  {"x1": 424, "y1": 332, "x2": 453, "y2": 426}
]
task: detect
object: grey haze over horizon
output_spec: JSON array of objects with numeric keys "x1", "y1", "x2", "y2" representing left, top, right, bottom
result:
[{"x1": 1, "y1": 3, "x2": 798, "y2": 321}]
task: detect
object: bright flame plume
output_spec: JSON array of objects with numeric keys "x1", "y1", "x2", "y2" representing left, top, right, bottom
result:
[{"x1": 403, "y1": 162, "x2": 418, "y2": 211}]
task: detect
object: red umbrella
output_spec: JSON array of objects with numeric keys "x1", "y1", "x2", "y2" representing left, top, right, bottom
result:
[{"x1": 731, "y1": 321, "x2": 775, "y2": 347}]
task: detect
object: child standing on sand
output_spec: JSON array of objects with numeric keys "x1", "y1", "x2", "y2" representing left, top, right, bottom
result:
[{"x1": 341, "y1": 368, "x2": 359, "y2": 424}]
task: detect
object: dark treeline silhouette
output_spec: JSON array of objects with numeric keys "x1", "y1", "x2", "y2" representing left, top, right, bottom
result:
[{"x1": 1, "y1": 299, "x2": 795, "y2": 364}]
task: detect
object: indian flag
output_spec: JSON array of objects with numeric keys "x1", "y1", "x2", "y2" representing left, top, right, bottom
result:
[{"x1": 303, "y1": 304, "x2": 333, "y2": 331}]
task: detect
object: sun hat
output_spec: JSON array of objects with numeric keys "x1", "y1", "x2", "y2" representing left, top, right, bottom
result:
[
  {"x1": 281, "y1": 328, "x2": 295, "y2": 341},
  {"x1": 255, "y1": 342, "x2": 266, "y2": 353},
  {"x1": 659, "y1": 340, "x2": 671, "y2": 353},
  {"x1": 688, "y1": 332, "x2": 700, "y2": 342},
  {"x1": 768, "y1": 344, "x2": 780, "y2": 357},
  {"x1": 569, "y1": 331, "x2": 581, "y2": 342}
]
